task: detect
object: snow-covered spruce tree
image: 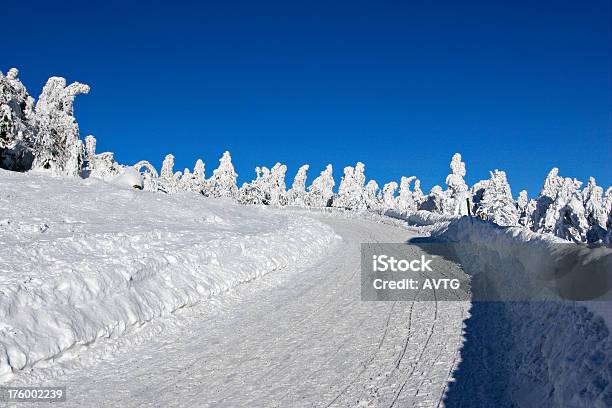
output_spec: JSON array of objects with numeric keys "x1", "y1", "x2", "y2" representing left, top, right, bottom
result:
[
  {"x1": 307, "y1": 164, "x2": 334, "y2": 207},
  {"x1": 83, "y1": 134, "x2": 96, "y2": 174},
  {"x1": 156, "y1": 153, "x2": 179, "y2": 193},
  {"x1": 582, "y1": 177, "x2": 608, "y2": 242},
  {"x1": 32, "y1": 76, "x2": 90, "y2": 176},
  {"x1": 542, "y1": 176, "x2": 589, "y2": 243},
  {"x1": 606, "y1": 187, "x2": 612, "y2": 230},
  {"x1": 193, "y1": 159, "x2": 207, "y2": 195},
  {"x1": 530, "y1": 168, "x2": 593, "y2": 242},
  {"x1": 334, "y1": 162, "x2": 367, "y2": 210},
  {"x1": 397, "y1": 176, "x2": 417, "y2": 214},
  {"x1": 333, "y1": 165, "x2": 355, "y2": 209},
  {"x1": 517, "y1": 190, "x2": 533, "y2": 228},
  {"x1": 445, "y1": 153, "x2": 469, "y2": 216},
  {"x1": 209, "y1": 151, "x2": 238, "y2": 199},
  {"x1": 269, "y1": 162, "x2": 288, "y2": 206},
  {"x1": 238, "y1": 166, "x2": 269, "y2": 205},
  {"x1": 413, "y1": 179, "x2": 425, "y2": 206},
  {"x1": 364, "y1": 180, "x2": 381, "y2": 210},
  {"x1": 472, "y1": 170, "x2": 518, "y2": 226},
  {"x1": 419, "y1": 185, "x2": 446, "y2": 214},
  {"x1": 287, "y1": 164, "x2": 309, "y2": 207},
  {"x1": 179, "y1": 168, "x2": 201, "y2": 193},
  {"x1": 0, "y1": 68, "x2": 37, "y2": 171},
  {"x1": 530, "y1": 168, "x2": 563, "y2": 231},
  {"x1": 349, "y1": 162, "x2": 367, "y2": 210},
  {"x1": 381, "y1": 181, "x2": 398, "y2": 210}
]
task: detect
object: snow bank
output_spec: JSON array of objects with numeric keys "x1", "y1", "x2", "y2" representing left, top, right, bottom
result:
[
  {"x1": 0, "y1": 170, "x2": 339, "y2": 382},
  {"x1": 384, "y1": 209, "x2": 459, "y2": 226},
  {"x1": 432, "y1": 217, "x2": 612, "y2": 407}
]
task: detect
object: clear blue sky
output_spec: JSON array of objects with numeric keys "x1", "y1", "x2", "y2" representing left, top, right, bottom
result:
[{"x1": 4, "y1": 0, "x2": 610, "y2": 195}]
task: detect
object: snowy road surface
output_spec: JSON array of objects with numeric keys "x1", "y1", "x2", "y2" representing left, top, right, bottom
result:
[{"x1": 15, "y1": 215, "x2": 468, "y2": 407}]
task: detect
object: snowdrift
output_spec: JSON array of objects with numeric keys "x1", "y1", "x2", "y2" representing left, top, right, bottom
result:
[
  {"x1": 0, "y1": 170, "x2": 339, "y2": 381},
  {"x1": 429, "y1": 217, "x2": 612, "y2": 407}
]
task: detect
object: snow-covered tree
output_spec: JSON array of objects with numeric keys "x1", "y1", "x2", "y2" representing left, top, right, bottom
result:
[
  {"x1": 445, "y1": 153, "x2": 469, "y2": 216},
  {"x1": 133, "y1": 160, "x2": 159, "y2": 192},
  {"x1": 209, "y1": 151, "x2": 238, "y2": 199},
  {"x1": 307, "y1": 164, "x2": 334, "y2": 207},
  {"x1": 473, "y1": 170, "x2": 518, "y2": 226},
  {"x1": 287, "y1": 164, "x2": 309, "y2": 207},
  {"x1": 606, "y1": 187, "x2": 612, "y2": 230},
  {"x1": 529, "y1": 169, "x2": 591, "y2": 242},
  {"x1": 0, "y1": 68, "x2": 36, "y2": 171},
  {"x1": 334, "y1": 165, "x2": 355, "y2": 209},
  {"x1": 157, "y1": 153, "x2": 179, "y2": 193},
  {"x1": 540, "y1": 176, "x2": 589, "y2": 243},
  {"x1": 382, "y1": 181, "x2": 398, "y2": 210},
  {"x1": 333, "y1": 162, "x2": 367, "y2": 210},
  {"x1": 582, "y1": 177, "x2": 608, "y2": 242},
  {"x1": 517, "y1": 190, "x2": 535, "y2": 228},
  {"x1": 83, "y1": 134, "x2": 97, "y2": 174},
  {"x1": 161, "y1": 154, "x2": 175, "y2": 180},
  {"x1": 32, "y1": 76, "x2": 90, "y2": 176},
  {"x1": 350, "y1": 162, "x2": 367, "y2": 210},
  {"x1": 419, "y1": 185, "x2": 446, "y2": 214},
  {"x1": 583, "y1": 177, "x2": 607, "y2": 228},
  {"x1": 397, "y1": 176, "x2": 417, "y2": 214},
  {"x1": 91, "y1": 152, "x2": 121, "y2": 180},
  {"x1": 238, "y1": 166, "x2": 269, "y2": 205},
  {"x1": 364, "y1": 180, "x2": 380, "y2": 210},
  {"x1": 193, "y1": 159, "x2": 207, "y2": 195},
  {"x1": 413, "y1": 179, "x2": 425, "y2": 206},
  {"x1": 179, "y1": 168, "x2": 200, "y2": 193},
  {"x1": 268, "y1": 163, "x2": 287, "y2": 206},
  {"x1": 530, "y1": 168, "x2": 562, "y2": 231}
]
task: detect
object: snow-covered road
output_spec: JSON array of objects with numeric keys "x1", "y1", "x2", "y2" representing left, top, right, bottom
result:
[{"x1": 30, "y1": 215, "x2": 468, "y2": 407}]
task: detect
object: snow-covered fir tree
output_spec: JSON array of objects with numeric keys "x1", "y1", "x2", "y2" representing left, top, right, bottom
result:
[
  {"x1": 396, "y1": 176, "x2": 417, "y2": 214},
  {"x1": 0, "y1": 68, "x2": 36, "y2": 171},
  {"x1": 582, "y1": 177, "x2": 608, "y2": 242},
  {"x1": 238, "y1": 166, "x2": 270, "y2": 205},
  {"x1": 382, "y1": 181, "x2": 398, "y2": 210},
  {"x1": 445, "y1": 153, "x2": 469, "y2": 216},
  {"x1": 179, "y1": 168, "x2": 201, "y2": 193},
  {"x1": 193, "y1": 159, "x2": 207, "y2": 195},
  {"x1": 529, "y1": 168, "x2": 593, "y2": 243},
  {"x1": 516, "y1": 190, "x2": 532, "y2": 227},
  {"x1": 473, "y1": 170, "x2": 518, "y2": 226},
  {"x1": 413, "y1": 179, "x2": 425, "y2": 206},
  {"x1": 209, "y1": 151, "x2": 238, "y2": 199},
  {"x1": 270, "y1": 163, "x2": 288, "y2": 206},
  {"x1": 307, "y1": 164, "x2": 334, "y2": 207},
  {"x1": 364, "y1": 180, "x2": 380, "y2": 210},
  {"x1": 287, "y1": 164, "x2": 309, "y2": 207},
  {"x1": 350, "y1": 162, "x2": 367, "y2": 210},
  {"x1": 530, "y1": 168, "x2": 562, "y2": 231},
  {"x1": 157, "y1": 154, "x2": 179, "y2": 193},
  {"x1": 32, "y1": 76, "x2": 90, "y2": 176},
  {"x1": 419, "y1": 185, "x2": 446, "y2": 214},
  {"x1": 334, "y1": 165, "x2": 355, "y2": 209}
]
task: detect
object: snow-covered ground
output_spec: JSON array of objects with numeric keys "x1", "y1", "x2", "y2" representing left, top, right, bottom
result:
[
  {"x1": 1, "y1": 169, "x2": 610, "y2": 407},
  {"x1": 0, "y1": 170, "x2": 470, "y2": 406},
  {"x1": 0, "y1": 169, "x2": 338, "y2": 382}
]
